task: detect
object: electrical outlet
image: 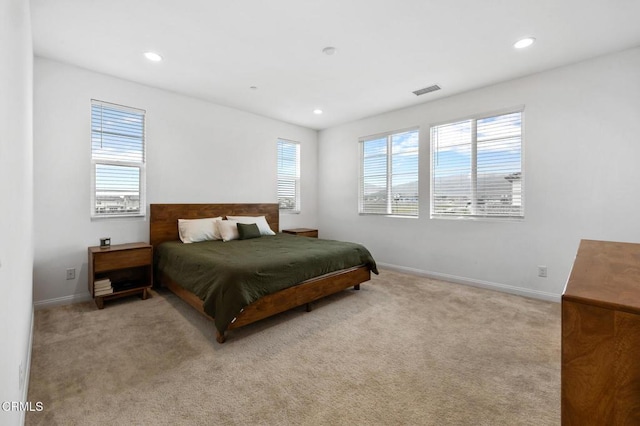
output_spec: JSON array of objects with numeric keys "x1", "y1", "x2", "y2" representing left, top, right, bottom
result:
[
  {"x1": 66, "y1": 268, "x2": 76, "y2": 280},
  {"x1": 537, "y1": 265, "x2": 548, "y2": 278}
]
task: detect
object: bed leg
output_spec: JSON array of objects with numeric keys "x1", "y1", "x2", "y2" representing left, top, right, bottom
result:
[
  {"x1": 354, "y1": 284, "x2": 360, "y2": 290},
  {"x1": 216, "y1": 330, "x2": 226, "y2": 344},
  {"x1": 305, "y1": 302, "x2": 313, "y2": 312}
]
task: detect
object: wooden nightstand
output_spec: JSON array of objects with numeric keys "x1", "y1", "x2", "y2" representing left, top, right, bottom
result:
[
  {"x1": 282, "y1": 228, "x2": 318, "y2": 238},
  {"x1": 88, "y1": 242, "x2": 153, "y2": 309}
]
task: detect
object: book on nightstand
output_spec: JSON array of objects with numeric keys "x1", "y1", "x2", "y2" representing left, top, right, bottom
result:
[
  {"x1": 95, "y1": 288, "x2": 114, "y2": 296},
  {"x1": 94, "y1": 278, "x2": 113, "y2": 296}
]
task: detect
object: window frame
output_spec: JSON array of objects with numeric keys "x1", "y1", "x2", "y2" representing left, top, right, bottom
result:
[
  {"x1": 358, "y1": 127, "x2": 420, "y2": 217},
  {"x1": 429, "y1": 106, "x2": 525, "y2": 220},
  {"x1": 277, "y1": 138, "x2": 301, "y2": 214},
  {"x1": 90, "y1": 99, "x2": 146, "y2": 219}
]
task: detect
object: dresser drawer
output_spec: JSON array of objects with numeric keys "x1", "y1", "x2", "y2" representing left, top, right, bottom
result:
[{"x1": 93, "y1": 247, "x2": 152, "y2": 272}]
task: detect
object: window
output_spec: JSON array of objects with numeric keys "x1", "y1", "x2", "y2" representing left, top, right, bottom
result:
[
  {"x1": 430, "y1": 109, "x2": 523, "y2": 219},
  {"x1": 91, "y1": 100, "x2": 146, "y2": 218},
  {"x1": 277, "y1": 139, "x2": 300, "y2": 213},
  {"x1": 359, "y1": 128, "x2": 419, "y2": 216}
]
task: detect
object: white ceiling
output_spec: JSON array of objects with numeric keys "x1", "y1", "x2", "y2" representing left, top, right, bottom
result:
[{"x1": 31, "y1": 0, "x2": 640, "y2": 130}]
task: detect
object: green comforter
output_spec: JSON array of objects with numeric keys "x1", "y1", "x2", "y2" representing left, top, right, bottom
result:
[{"x1": 155, "y1": 233, "x2": 378, "y2": 333}]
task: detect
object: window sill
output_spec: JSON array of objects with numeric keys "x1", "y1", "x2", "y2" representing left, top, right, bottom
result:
[
  {"x1": 358, "y1": 213, "x2": 419, "y2": 219},
  {"x1": 91, "y1": 213, "x2": 146, "y2": 221},
  {"x1": 430, "y1": 215, "x2": 524, "y2": 223}
]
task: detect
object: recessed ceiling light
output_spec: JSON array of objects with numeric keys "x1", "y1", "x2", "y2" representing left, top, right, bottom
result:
[
  {"x1": 144, "y1": 51, "x2": 163, "y2": 62},
  {"x1": 514, "y1": 37, "x2": 536, "y2": 49},
  {"x1": 313, "y1": 109, "x2": 323, "y2": 115},
  {"x1": 322, "y1": 47, "x2": 337, "y2": 56}
]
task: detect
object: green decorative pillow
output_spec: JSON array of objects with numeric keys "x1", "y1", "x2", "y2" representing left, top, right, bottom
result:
[{"x1": 237, "y1": 222, "x2": 261, "y2": 240}]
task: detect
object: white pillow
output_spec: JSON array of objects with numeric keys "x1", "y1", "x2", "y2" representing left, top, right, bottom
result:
[
  {"x1": 217, "y1": 220, "x2": 239, "y2": 242},
  {"x1": 178, "y1": 217, "x2": 222, "y2": 243},
  {"x1": 226, "y1": 215, "x2": 276, "y2": 236}
]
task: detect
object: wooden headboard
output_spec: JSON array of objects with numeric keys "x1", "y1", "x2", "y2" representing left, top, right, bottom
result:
[{"x1": 149, "y1": 203, "x2": 280, "y2": 248}]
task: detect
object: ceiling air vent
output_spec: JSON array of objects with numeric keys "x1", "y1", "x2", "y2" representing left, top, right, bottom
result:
[{"x1": 412, "y1": 84, "x2": 441, "y2": 96}]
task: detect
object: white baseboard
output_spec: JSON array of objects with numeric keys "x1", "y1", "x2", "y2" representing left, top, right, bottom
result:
[
  {"x1": 20, "y1": 308, "x2": 34, "y2": 426},
  {"x1": 33, "y1": 292, "x2": 92, "y2": 310},
  {"x1": 377, "y1": 262, "x2": 561, "y2": 303}
]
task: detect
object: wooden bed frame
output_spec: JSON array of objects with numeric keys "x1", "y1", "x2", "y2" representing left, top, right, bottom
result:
[{"x1": 149, "y1": 203, "x2": 371, "y2": 343}]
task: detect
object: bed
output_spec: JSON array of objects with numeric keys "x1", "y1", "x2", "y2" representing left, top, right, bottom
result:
[{"x1": 150, "y1": 203, "x2": 378, "y2": 343}]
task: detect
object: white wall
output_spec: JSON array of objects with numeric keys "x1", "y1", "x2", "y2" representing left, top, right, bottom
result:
[
  {"x1": 33, "y1": 58, "x2": 318, "y2": 305},
  {"x1": 318, "y1": 47, "x2": 640, "y2": 300},
  {"x1": 0, "y1": 0, "x2": 34, "y2": 424}
]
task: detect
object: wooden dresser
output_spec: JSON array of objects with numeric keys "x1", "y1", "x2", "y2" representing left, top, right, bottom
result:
[{"x1": 562, "y1": 239, "x2": 640, "y2": 424}]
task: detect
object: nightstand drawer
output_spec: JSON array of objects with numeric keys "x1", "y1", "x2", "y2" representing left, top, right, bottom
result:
[
  {"x1": 93, "y1": 247, "x2": 152, "y2": 272},
  {"x1": 296, "y1": 230, "x2": 318, "y2": 238}
]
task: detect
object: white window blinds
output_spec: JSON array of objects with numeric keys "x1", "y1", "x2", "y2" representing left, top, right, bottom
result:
[
  {"x1": 359, "y1": 128, "x2": 419, "y2": 216},
  {"x1": 430, "y1": 110, "x2": 523, "y2": 219},
  {"x1": 91, "y1": 100, "x2": 146, "y2": 217},
  {"x1": 277, "y1": 139, "x2": 300, "y2": 212}
]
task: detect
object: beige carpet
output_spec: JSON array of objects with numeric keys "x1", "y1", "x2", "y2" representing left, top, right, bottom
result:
[{"x1": 26, "y1": 269, "x2": 560, "y2": 425}]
